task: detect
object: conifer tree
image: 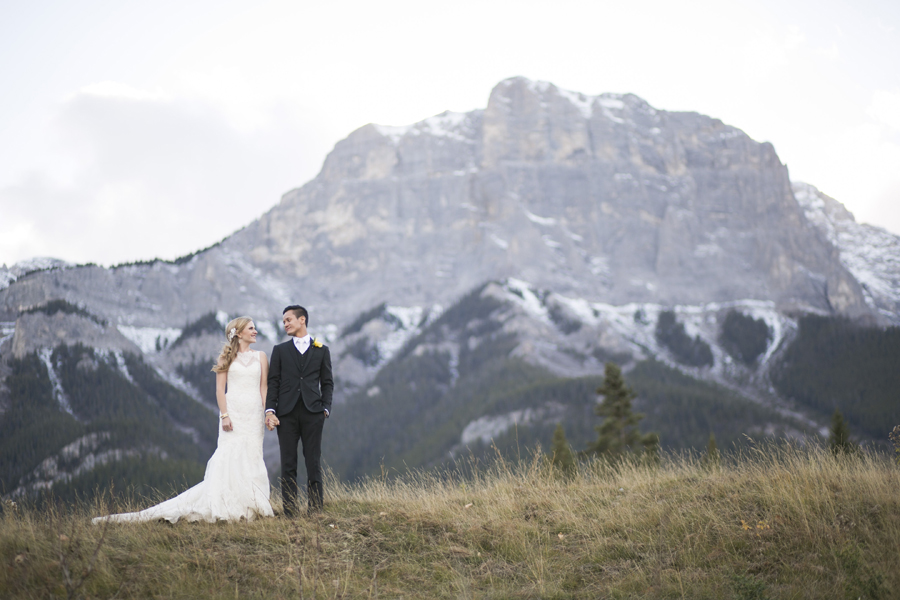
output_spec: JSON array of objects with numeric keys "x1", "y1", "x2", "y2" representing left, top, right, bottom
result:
[
  {"x1": 550, "y1": 423, "x2": 576, "y2": 476},
  {"x1": 586, "y1": 362, "x2": 658, "y2": 459},
  {"x1": 702, "y1": 432, "x2": 720, "y2": 469},
  {"x1": 828, "y1": 408, "x2": 857, "y2": 455},
  {"x1": 889, "y1": 425, "x2": 900, "y2": 466}
]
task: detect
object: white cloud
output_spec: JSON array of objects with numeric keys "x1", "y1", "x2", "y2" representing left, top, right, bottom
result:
[
  {"x1": 868, "y1": 89, "x2": 900, "y2": 131},
  {"x1": 77, "y1": 81, "x2": 170, "y2": 102},
  {"x1": 0, "y1": 87, "x2": 328, "y2": 265},
  {"x1": 2, "y1": 0, "x2": 900, "y2": 267}
]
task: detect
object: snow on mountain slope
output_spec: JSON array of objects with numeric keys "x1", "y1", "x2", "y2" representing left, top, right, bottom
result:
[
  {"x1": 794, "y1": 182, "x2": 900, "y2": 321},
  {"x1": 0, "y1": 258, "x2": 73, "y2": 291}
]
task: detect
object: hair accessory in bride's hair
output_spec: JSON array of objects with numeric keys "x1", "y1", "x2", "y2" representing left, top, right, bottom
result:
[{"x1": 227, "y1": 327, "x2": 237, "y2": 342}]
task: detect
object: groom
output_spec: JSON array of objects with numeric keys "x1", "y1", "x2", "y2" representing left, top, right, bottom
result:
[{"x1": 265, "y1": 305, "x2": 333, "y2": 516}]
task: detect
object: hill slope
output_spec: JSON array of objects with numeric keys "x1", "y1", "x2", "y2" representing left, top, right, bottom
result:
[{"x1": 1, "y1": 446, "x2": 897, "y2": 599}]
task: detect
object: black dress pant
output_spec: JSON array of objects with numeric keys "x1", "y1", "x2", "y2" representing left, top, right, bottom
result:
[{"x1": 276, "y1": 399, "x2": 325, "y2": 515}]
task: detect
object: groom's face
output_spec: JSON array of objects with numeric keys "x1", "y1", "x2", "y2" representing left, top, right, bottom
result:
[{"x1": 283, "y1": 312, "x2": 306, "y2": 337}]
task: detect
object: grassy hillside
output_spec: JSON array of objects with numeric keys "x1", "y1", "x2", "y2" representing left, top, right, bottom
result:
[{"x1": 1, "y1": 445, "x2": 897, "y2": 598}]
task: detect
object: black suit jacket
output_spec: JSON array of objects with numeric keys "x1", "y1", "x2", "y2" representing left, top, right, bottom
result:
[{"x1": 265, "y1": 339, "x2": 334, "y2": 417}]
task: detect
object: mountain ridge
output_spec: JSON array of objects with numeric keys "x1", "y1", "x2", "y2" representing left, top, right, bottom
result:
[{"x1": 2, "y1": 76, "x2": 899, "y2": 496}]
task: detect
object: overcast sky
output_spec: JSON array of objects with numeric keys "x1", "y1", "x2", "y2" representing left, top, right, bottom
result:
[{"x1": 1, "y1": 0, "x2": 898, "y2": 267}]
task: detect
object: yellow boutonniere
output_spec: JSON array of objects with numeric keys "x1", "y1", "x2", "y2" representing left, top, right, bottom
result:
[{"x1": 312, "y1": 338, "x2": 323, "y2": 348}]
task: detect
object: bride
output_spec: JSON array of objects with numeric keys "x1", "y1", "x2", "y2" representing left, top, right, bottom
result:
[{"x1": 94, "y1": 317, "x2": 275, "y2": 523}]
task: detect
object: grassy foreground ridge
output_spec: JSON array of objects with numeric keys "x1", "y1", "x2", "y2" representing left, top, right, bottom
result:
[{"x1": 2, "y1": 445, "x2": 898, "y2": 599}]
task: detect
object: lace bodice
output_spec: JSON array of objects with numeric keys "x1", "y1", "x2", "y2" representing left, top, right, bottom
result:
[{"x1": 226, "y1": 351, "x2": 263, "y2": 414}]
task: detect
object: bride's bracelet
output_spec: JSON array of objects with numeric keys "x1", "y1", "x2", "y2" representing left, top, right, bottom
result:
[{"x1": 220, "y1": 413, "x2": 229, "y2": 420}]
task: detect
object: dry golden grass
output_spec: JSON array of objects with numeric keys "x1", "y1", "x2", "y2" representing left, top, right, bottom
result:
[{"x1": 2, "y1": 443, "x2": 898, "y2": 599}]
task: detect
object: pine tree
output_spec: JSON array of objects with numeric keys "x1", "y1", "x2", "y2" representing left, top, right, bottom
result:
[
  {"x1": 889, "y1": 425, "x2": 900, "y2": 466},
  {"x1": 702, "y1": 432, "x2": 720, "y2": 469},
  {"x1": 549, "y1": 423, "x2": 576, "y2": 476},
  {"x1": 828, "y1": 408, "x2": 857, "y2": 455},
  {"x1": 586, "y1": 362, "x2": 658, "y2": 460}
]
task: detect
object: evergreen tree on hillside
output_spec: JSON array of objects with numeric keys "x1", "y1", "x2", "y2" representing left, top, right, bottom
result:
[
  {"x1": 719, "y1": 310, "x2": 771, "y2": 365},
  {"x1": 829, "y1": 409, "x2": 857, "y2": 455},
  {"x1": 586, "y1": 363, "x2": 659, "y2": 460},
  {"x1": 549, "y1": 423, "x2": 576, "y2": 476},
  {"x1": 655, "y1": 311, "x2": 714, "y2": 367},
  {"x1": 702, "y1": 432, "x2": 720, "y2": 469},
  {"x1": 889, "y1": 425, "x2": 900, "y2": 466}
]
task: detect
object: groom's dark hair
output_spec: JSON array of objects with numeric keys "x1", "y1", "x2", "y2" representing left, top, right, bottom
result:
[{"x1": 283, "y1": 305, "x2": 308, "y2": 325}]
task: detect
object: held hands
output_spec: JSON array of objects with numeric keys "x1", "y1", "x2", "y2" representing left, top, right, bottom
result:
[{"x1": 265, "y1": 413, "x2": 280, "y2": 431}]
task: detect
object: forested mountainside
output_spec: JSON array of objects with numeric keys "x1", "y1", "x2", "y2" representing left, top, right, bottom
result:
[{"x1": 2, "y1": 77, "x2": 899, "y2": 500}]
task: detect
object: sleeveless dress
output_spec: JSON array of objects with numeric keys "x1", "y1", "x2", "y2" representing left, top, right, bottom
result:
[{"x1": 93, "y1": 351, "x2": 274, "y2": 523}]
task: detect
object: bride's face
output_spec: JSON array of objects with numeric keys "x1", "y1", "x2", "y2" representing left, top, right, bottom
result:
[{"x1": 238, "y1": 322, "x2": 258, "y2": 345}]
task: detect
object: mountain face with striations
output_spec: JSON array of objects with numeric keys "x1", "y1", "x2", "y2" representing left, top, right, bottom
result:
[{"x1": 2, "y1": 77, "x2": 899, "y2": 493}]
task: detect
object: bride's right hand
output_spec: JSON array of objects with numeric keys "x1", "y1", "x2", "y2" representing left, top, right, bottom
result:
[{"x1": 222, "y1": 416, "x2": 233, "y2": 432}]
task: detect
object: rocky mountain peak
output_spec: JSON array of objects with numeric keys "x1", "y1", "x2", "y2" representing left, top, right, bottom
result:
[
  {"x1": 225, "y1": 76, "x2": 868, "y2": 320},
  {"x1": 0, "y1": 78, "x2": 883, "y2": 345}
]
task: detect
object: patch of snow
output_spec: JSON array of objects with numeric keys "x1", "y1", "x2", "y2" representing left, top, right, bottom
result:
[
  {"x1": 461, "y1": 403, "x2": 564, "y2": 445},
  {"x1": 557, "y1": 88, "x2": 594, "y2": 119},
  {"x1": 553, "y1": 295, "x2": 600, "y2": 326},
  {"x1": 375, "y1": 305, "x2": 425, "y2": 365},
  {"x1": 421, "y1": 304, "x2": 444, "y2": 329},
  {"x1": 490, "y1": 234, "x2": 509, "y2": 249},
  {"x1": 598, "y1": 96, "x2": 626, "y2": 124},
  {"x1": 503, "y1": 279, "x2": 551, "y2": 323},
  {"x1": 420, "y1": 111, "x2": 470, "y2": 140},
  {"x1": 524, "y1": 208, "x2": 557, "y2": 226},
  {"x1": 7, "y1": 443, "x2": 157, "y2": 499},
  {"x1": 516, "y1": 78, "x2": 634, "y2": 126},
  {"x1": 598, "y1": 97, "x2": 625, "y2": 110},
  {"x1": 153, "y1": 366, "x2": 216, "y2": 411},
  {"x1": 542, "y1": 235, "x2": 562, "y2": 249},
  {"x1": 117, "y1": 325, "x2": 181, "y2": 354},
  {"x1": 589, "y1": 256, "x2": 610, "y2": 276},
  {"x1": 461, "y1": 408, "x2": 538, "y2": 445},
  {"x1": 255, "y1": 320, "x2": 279, "y2": 341},
  {"x1": 0, "y1": 270, "x2": 14, "y2": 291},
  {"x1": 374, "y1": 124, "x2": 413, "y2": 142},
  {"x1": 375, "y1": 110, "x2": 477, "y2": 145},
  {"x1": 794, "y1": 181, "x2": 900, "y2": 317},
  {"x1": 319, "y1": 323, "x2": 338, "y2": 345},
  {"x1": 0, "y1": 321, "x2": 15, "y2": 351},
  {"x1": 216, "y1": 311, "x2": 229, "y2": 327},
  {"x1": 448, "y1": 348, "x2": 460, "y2": 386},
  {"x1": 110, "y1": 350, "x2": 134, "y2": 383},
  {"x1": 525, "y1": 79, "x2": 554, "y2": 95},
  {"x1": 0, "y1": 257, "x2": 73, "y2": 290},
  {"x1": 38, "y1": 348, "x2": 76, "y2": 418}
]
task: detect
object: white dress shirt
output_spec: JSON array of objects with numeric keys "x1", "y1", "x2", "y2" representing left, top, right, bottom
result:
[{"x1": 293, "y1": 334, "x2": 311, "y2": 354}]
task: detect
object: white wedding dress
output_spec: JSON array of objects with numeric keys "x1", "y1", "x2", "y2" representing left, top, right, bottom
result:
[{"x1": 93, "y1": 351, "x2": 274, "y2": 523}]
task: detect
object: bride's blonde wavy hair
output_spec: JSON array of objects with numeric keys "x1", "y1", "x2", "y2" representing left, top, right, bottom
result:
[{"x1": 211, "y1": 316, "x2": 253, "y2": 373}]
